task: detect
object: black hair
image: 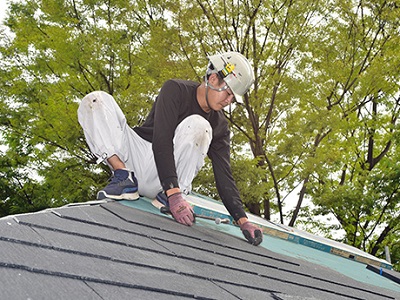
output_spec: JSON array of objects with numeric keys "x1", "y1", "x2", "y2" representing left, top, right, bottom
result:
[{"x1": 205, "y1": 63, "x2": 224, "y2": 84}]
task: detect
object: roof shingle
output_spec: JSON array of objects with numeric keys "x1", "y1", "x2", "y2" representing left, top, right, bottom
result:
[{"x1": 0, "y1": 199, "x2": 399, "y2": 300}]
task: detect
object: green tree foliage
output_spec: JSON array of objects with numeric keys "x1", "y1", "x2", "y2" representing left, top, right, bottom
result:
[
  {"x1": 295, "y1": 0, "x2": 400, "y2": 269},
  {"x1": 1, "y1": 0, "x2": 399, "y2": 270},
  {"x1": 0, "y1": 0, "x2": 195, "y2": 213}
]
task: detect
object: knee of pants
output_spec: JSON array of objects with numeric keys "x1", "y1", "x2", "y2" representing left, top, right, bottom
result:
[
  {"x1": 175, "y1": 115, "x2": 213, "y2": 149},
  {"x1": 78, "y1": 91, "x2": 129, "y2": 163},
  {"x1": 78, "y1": 91, "x2": 125, "y2": 120}
]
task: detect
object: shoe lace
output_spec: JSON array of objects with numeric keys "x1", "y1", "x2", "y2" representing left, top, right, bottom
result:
[{"x1": 109, "y1": 171, "x2": 128, "y2": 184}]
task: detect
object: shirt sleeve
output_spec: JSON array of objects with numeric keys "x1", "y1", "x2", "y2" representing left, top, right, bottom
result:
[
  {"x1": 152, "y1": 80, "x2": 181, "y2": 191},
  {"x1": 208, "y1": 129, "x2": 247, "y2": 221}
]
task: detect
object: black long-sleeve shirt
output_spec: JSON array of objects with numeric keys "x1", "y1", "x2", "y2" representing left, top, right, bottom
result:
[{"x1": 133, "y1": 79, "x2": 247, "y2": 221}]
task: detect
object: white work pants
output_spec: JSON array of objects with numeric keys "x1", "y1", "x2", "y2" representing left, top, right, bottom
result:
[{"x1": 78, "y1": 91, "x2": 212, "y2": 199}]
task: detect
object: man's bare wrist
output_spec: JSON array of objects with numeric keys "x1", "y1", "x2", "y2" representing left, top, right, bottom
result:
[
  {"x1": 237, "y1": 217, "x2": 248, "y2": 226},
  {"x1": 166, "y1": 187, "x2": 181, "y2": 197}
]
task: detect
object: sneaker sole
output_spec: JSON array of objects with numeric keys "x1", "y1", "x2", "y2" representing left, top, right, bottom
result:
[{"x1": 97, "y1": 191, "x2": 140, "y2": 201}]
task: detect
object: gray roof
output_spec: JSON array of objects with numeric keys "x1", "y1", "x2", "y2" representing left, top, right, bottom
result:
[{"x1": 0, "y1": 199, "x2": 399, "y2": 300}]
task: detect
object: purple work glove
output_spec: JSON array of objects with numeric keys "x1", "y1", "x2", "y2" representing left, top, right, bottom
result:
[
  {"x1": 168, "y1": 192, "x2": 195, "y2": 226},
  {"x1": 240, "y1": 221, "x2": 263, "y2": 246}
]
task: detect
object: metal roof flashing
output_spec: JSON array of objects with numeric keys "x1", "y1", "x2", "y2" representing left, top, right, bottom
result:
[{"x1": 120, "y1": 194, "x2": 399, "y2": 292}]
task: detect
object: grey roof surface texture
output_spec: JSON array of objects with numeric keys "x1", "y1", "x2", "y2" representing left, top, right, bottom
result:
[{"x1": 0, "y1": 200, "x2": 399, "y2": 300}]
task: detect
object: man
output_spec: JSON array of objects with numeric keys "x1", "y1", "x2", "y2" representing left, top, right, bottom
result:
[{"x1": 78, "y1": 51, "x2": 263, "y2": 245}]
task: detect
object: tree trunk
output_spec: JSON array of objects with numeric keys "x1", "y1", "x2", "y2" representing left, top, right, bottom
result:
[{"x1": 289, "y1": 176, "x2": 309, "y2": 227}]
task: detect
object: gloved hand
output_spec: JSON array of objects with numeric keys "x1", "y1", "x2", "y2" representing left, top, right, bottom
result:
[
  {"x1": 240, "y1": 221, "x2": 263, "y2": 246},
  {"x1": 168, "y1": 192, "x2": 195, "y2": 226}
]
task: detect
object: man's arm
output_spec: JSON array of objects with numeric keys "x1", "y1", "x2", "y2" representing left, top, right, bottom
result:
[
  {"x1": 151, "y1": 80, "x2": 195, "y2": 226},
  {"x1": 208, "y1": 132, "x2": 263, "y2": 245},
  {"x1": 207, "y1": 126, "x2": 247, "y2": 221},
  {"x1": 152, "y1": 80, "x2": 181, "y2": 191}
]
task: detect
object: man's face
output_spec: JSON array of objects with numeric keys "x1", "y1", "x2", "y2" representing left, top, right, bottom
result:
[{"x1": 207, "y1": 74, "x2": 235, "y2": 111}]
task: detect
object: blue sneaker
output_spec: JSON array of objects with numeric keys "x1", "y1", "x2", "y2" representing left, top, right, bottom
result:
[
  {"x1": 155, "y1": 191, "x2": 168, "y2": 206},
  {"x1": 97, "y1": 169, "x2": 139, "y2": 200}
]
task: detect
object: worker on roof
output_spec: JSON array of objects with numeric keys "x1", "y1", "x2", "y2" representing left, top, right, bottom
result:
[{"x1": 78, "y1": 51, "x2": 263, "y2": 246}]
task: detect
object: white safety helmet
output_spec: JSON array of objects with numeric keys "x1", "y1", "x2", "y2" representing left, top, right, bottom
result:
[{"x1": 207, "y1": 51, "x2": 255, "y2": 103}]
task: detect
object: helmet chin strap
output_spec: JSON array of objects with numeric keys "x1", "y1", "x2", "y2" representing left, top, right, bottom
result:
[
  {"x1": 204, "y1": 72, "x2": 229, "y2": 111},
  {"x1": 205, "y1": 82, "x2": 212, "y2": 111}
]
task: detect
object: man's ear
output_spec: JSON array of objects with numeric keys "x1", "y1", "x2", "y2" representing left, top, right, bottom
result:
[{"x1": 209, "y1": 73, "x2": 220, "y2": 85}]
